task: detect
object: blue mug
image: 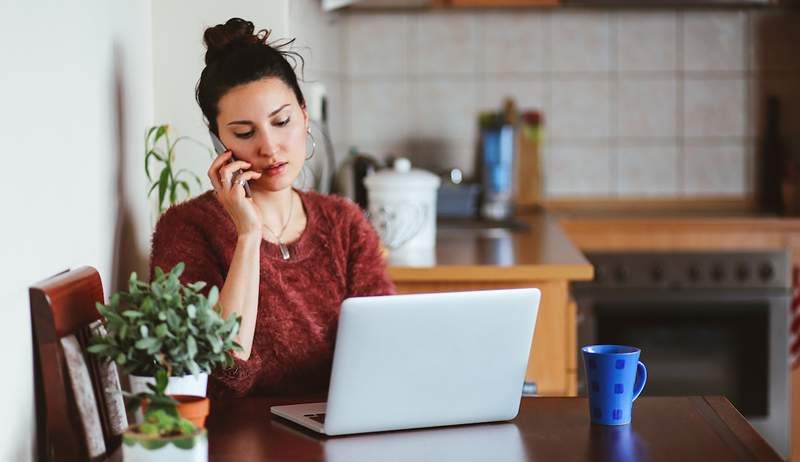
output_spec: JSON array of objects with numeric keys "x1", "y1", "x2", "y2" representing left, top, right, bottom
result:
[{"x1": 581, "y1": 345, "x2": 647, "y2": 425}]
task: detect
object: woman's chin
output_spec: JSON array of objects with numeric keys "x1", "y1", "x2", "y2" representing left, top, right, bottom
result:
[{"x1": 250, "y1": 174, "x2": 298, "y2": 193}]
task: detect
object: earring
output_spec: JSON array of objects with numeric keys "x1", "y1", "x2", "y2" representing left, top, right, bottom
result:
[{"x1": 306, "y1": 129, "x2": 316, "y2": 161}]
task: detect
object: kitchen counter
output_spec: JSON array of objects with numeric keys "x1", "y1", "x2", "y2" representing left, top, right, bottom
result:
[{"x1": 388, "y1": 212, "x2": 594, "y2": 283}]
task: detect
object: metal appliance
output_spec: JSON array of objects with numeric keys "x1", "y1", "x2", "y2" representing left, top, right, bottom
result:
[{"x1": 572, "y1": 250, "x2": 791, "y2": 459}]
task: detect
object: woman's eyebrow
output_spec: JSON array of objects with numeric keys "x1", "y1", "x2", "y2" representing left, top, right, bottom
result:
[{"x1": 227, "y1": 104, "x2": 291, "y2": 126}]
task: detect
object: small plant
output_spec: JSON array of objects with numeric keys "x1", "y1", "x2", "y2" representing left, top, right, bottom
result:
[
  {"x1": 125, "y1": 368, "x2": 196, "y2": 439},
  {"x1": 88, "y1": 262, "x2": 242, "y2": 377},
  {"x1": 145, "y1": 124, "x2": 213, "y2": 215}
]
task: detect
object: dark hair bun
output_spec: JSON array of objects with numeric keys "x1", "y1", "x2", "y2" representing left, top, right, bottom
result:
[{"x1": 203, "y1": 18, "x2": 271, "y2": 66}]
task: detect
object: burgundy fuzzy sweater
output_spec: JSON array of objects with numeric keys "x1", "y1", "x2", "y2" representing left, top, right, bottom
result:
[{"x1": 149, "y1": 189, "x2": 395, "y2": 398}]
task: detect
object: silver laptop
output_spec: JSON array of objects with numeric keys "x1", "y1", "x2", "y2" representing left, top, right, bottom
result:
[{"x1": 270, "y1": 288, "x2": 541, "y2": 436}]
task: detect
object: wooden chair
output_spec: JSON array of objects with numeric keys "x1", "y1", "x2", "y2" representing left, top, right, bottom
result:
[{"x1": 30, "y1": 266, "x2": 127, "y2": 462}]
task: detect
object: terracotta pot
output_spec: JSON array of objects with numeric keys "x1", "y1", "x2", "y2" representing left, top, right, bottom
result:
[{"x1": 173, "y1": 395, "x2": 210, "y2": 429}]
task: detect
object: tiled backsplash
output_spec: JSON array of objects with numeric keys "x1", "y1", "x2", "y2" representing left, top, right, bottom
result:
[{"x1": 297, "y1": 7, "x2": 800, "y2": 199}]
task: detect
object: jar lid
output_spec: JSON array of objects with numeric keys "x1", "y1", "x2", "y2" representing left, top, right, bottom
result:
[{"x1": 364, "y1": 158, "x2": 441, "y2": 190}]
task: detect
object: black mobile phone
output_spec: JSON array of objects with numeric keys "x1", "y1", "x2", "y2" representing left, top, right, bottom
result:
[{"x1": 210, "y1": 130, "x2": 251, "y2": 198}]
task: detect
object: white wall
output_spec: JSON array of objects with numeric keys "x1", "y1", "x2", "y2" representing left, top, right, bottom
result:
[
  {"x1": 151, "y1": 0, "x2": 290, "y2": 196},
  {"x1": 0, "y1": 0, "x2": 153, "y2": 460}
]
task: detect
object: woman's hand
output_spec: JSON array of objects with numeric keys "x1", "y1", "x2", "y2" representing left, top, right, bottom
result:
[{"x1": 209, "y1": 150, "x2": 263, "y2": 236}]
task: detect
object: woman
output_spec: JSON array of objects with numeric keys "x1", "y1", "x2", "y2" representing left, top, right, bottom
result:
[{"x1": 150, "y1": 18, "x2": 395, "y2": 398}]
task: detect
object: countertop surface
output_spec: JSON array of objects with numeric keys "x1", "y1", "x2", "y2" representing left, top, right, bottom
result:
[{"x1": 387, "y1": 212, "x2": 593, "y2": 282}]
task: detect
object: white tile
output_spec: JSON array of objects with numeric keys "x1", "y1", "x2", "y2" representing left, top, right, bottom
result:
[
  {"x1": 682, "y1": 11, "x2": 746, "y2": 72},
  {"x1": 479, "y1": 79, "x2": 546, "y2": 113},
  {"x1": 406, "y1": 140, "x2": 475, "y2": 178},
  {"x1": 479, "y1": 12, "x2": 545, "y2": 75},
  {"x1": 749, "y1": 11, "x2": 800, "y2": 72},
  {"x1": 290, "y1": 0, "x2": 343, "y2": 75},
  {"x1": 617, "y1": 78, "x2": 678, "y2": 138},
  {"x1": 414, "y1": 12, "x2": 478, "y2": 75},
  {"x1": 616, "y1": 144, "x2": 680, "y2": 196},
  {"x1": 345, "y1": 13, "x2": 409, "y2": 77},
  {"x1": 541, "y1": 142, "x2": 613, "y2": 196},
  {"x1": 412, "y1": 79, "x2": 478, "y2": 142},
  {"x1": 548, "y1": 11, "x2": 612, "y2": 73},
  {"x1": 321, "y1": 77, "x2": 345, "y2": 149},
  {"x1": 345, "y1": 79, "x2": 411, "y2": 152},
  {"x1": 683, "y1": 143, "x2": 748, "y2": 195},
  {"x1": 616, "y1": 11, "x2": 678, "y2": 72},
  {"x1": 683, "y1": 78, "x2": 746, "y2": 138},
  {"x1": 549, "y1": 79, "x2": 612, "y2": 140}
]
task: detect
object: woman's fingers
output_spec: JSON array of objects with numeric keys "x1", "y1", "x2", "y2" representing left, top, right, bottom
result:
[
  {"x1": 230, "y1": 171, "x2": 262, "y2": 197},
  {"x1": 208, "y1": 150, "x2": 232, "y2": 192},
  {"x1": 219, "y1": 160, "x2": 252, "y2": 183}
]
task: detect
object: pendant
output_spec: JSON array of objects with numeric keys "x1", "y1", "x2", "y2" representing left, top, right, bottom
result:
[{"x1": 279, "y1": 243, "x2": 290, "y2": 260}]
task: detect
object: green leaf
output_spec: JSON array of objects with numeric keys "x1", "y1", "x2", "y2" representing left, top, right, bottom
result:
[
  {"x1": 179, "y1": 180, "x2": 191, "y2": 199},
  {"x1": 158, "y1": 167, "x2": 170, "y2": 212},
  {"x1": 188, "y1": 360, "x2": 200, "y2": 376},
  {"x1": 187, "y1": 304, "x2": 196, "y2": 319},
  {"x1": 153, "y1": 124, "x2": 167, "y2": 145},
  {"x1": 139, "y1": 325, "x2": 149, "y2": 338},
  {"x1": 135, "y1": 337, "x2": 159, "y2": 350},
  {"x1": 207, "y1": 334, "x2": 222, "y2": 354},
  {"x1": 122, "y1": 310, "x2": 144, "y2": 318},
  {"x1": 186, "y1": 336, "x2": 197, "y2": 359},
  {"x1": 155, "y1": 368, "x2": 169, "y2": 393},
  {"x1": 155, "y1": 323, "x2": 169, "y2": 338},
  {"x1": 116, "y1": 353, "x2": 126, "y2": 365},
  {"x1": 86, "y1": 344, "x2": 111, "y2": 354},
  {"x1": 172, "y1": 262, "x2": 185, "y2": 278},
  {"x1": 207, "y1": 286, "x2": 219, "y2": 307}
]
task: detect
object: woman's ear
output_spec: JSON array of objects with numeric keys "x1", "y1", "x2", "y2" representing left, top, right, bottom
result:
[{"x1": 301, "y1": 104, "x2": 309, "y2": 130}]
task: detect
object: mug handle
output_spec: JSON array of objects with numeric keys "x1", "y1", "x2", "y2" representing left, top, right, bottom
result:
[{"x1": 632, "y1": 361, "x2": 647, "y2": 402}]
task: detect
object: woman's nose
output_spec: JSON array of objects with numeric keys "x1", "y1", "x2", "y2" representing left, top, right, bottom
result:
[{"x1": 256, "y1": 129, "x2": 279, "y2": 157}]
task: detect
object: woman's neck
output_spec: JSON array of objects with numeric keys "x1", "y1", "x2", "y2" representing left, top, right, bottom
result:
[{"x1": 251, "y1": 187, "x2": 296, "y2": 233}]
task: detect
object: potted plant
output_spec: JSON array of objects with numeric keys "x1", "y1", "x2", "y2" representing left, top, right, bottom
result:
[
  {"x1": 122, "y1": 367, "x2": 207, "y2": 462},
  {"x1": 144, "y1": 124, "x2": 213, "y2": 218},
  {"x1": 88, "y1": 262, "x2": 241, "y2": 397}
]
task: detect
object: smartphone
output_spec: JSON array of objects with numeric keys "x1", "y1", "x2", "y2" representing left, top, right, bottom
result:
[{"x1": 210, "y1": 130, "x2": 252, "y2": 198}]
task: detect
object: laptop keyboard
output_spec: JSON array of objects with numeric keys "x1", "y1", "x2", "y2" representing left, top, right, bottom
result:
[{"x1": 304, "y1": 413, "x2": 326, "y2": 424}]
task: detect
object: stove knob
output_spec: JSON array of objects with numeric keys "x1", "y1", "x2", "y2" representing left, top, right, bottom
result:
[
  {"x1": 758, "y1": 262, "x2": 775, "y2": 282},
  {"x1": 613, "y1": 265, "x2": 628, "y2": 284},
  {"x1": 688, "y1": 265, "x2": 702, "y2": 283},
  {"x1": 594, "y1": 264, "x2": 605, "y2": 283},
  {"x1": 735, "y1": 263, "x2": 750, "y2": 283},
  {"x1": 710, "y1": 264, "x2": 725, "y2": 282},
  {"x1": 650, "y1": 265, "x2": 665, "y2": 283}
]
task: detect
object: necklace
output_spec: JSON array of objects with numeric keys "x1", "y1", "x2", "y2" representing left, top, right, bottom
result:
[{"x1": 261, "y1": 193, "x2": 295, "y2": 260}]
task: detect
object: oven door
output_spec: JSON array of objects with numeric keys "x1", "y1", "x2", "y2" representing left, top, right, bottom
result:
[{"x1": 575, "y1": 288, "x2": 790, "y2": 458}]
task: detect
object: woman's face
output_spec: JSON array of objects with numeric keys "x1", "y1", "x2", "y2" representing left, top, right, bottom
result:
[{"x1": 216, "y1": 77, "x2": 308, "y2": 193}]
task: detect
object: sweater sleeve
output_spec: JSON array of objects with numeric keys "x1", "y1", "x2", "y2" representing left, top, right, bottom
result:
[
  {"x1": 345, "y1": 203, "x2": 396, "y2": 297},
  {"x1": 149, "y1": 206, "x2": 262, "y2": 395}
]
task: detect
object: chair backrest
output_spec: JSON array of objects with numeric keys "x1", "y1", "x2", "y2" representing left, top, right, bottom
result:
[{"x1": 29, "y1": 266, "x2": 127, "y2": 462}]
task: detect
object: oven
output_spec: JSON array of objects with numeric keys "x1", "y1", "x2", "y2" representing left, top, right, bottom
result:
[{"x1": 572, "y1": 250, "x2": 791, "y2": 459}]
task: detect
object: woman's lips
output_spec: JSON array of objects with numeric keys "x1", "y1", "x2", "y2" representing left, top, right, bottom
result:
[{"x1": 260, "y1": 162, "x2": 287, "y2": 177}]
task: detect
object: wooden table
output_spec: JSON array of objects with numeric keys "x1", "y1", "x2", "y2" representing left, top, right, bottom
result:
[{"x1": 108, "y1": 395, "x2": 781, "y2": 461}]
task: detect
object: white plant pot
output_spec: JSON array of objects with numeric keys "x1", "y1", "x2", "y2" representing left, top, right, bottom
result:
[
  {"x1": 122, "y1": 428, "x2": 207, "y2": 462},
  {"x1": 129, "y1": 373, "x2": 208, "y2": 397}
]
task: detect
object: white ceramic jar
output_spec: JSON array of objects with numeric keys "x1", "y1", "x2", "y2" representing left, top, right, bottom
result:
[{"x1": 363, "y1": 158, "x2": 441, "y2": 255}]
